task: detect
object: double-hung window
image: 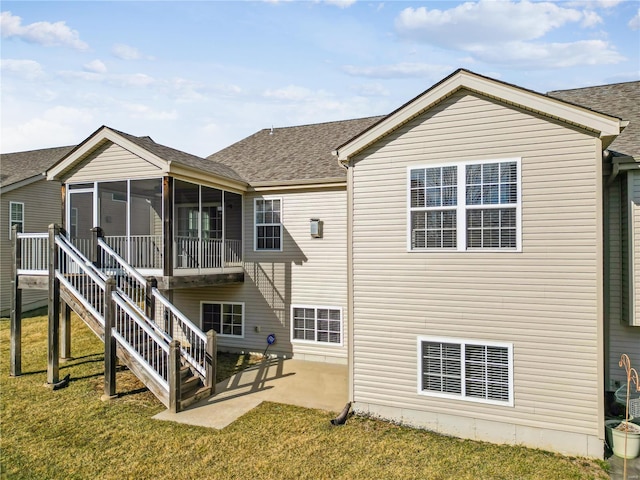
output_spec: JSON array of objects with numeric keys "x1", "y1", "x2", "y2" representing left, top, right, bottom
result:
[
  {"x1": 409, "y1": 159, "x2": 520, "y2": 251},
  {"x1": 417, "y1": 336, "x2": 513, "y2": 406},
  {"x1": 9, "y1": 202, "x2": 24, "y2": 238},
  {"x1": 291, "y1": 306, "x2": 342, "y2": 345},
  {"x1": 255, "y1": 198, "x2": 282, "y2": 251},
  {"x1": 201, "y1": 302, "x2": 244, "y2": 337}
]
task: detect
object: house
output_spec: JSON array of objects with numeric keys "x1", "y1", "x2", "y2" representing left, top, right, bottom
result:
[
  {"x1": 8, "y1": 69, "x2": 639, "y2": 457},
  {"x1": 1, "y1": 146, "x2": 74, "y2": 316},
  {"x1": 333, "y1": 69, "x2": 640, "y2": 457}
]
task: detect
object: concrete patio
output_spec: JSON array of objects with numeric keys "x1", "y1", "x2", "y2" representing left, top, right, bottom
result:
[{"x1": 154, "y1": 358, "x2": 348, "y2": 429}]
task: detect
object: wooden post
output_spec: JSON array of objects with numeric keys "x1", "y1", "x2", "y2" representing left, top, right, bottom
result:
[
  {"x1": 162, "y1": 176, "x2": 173, "y2": 277},
  {"x1": 145, "y1": 277, "x2": 157, "y2": 320},
  {"x1": 102, "y1": 277, "x2": 117, "y2": 400},
  {"x1": 169, "y1": 340, "x2": 181, "y2": 413},
  {"x1": 60, "y1": 300, "x2": 72, "y2": 361},
  {"x1": 206, "y1": 330, "x2": 217, "y2": 395},
  {"x1": 47, "y1": 224, "x2": 60, "y2": 385},
  {"x1": 90, "y1": 226, "x2": 103, "y2": 268},
  {"x1": 10, "y1": 224, "x2": 22, "y2": 376}
]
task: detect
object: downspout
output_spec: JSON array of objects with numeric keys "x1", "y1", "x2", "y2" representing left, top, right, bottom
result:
[{"x1": 335, "y1": 149, "x2": 355, "y2": 404}]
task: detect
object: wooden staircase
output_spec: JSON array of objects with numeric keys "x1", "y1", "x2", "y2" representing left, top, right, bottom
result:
[{"x1": 43, "y1": 226, "x2": 216, "y2": 413}]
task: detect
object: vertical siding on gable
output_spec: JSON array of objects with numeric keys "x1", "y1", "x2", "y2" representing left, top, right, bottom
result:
[
  {"x1": 1, "y1": 180, "x2": 61, "y2": 315},
  {"x1": 66, "y1": 142, "x2": 161, "y2": 183},
  {"x1": 350, "y1": 91, "x2": 603, "y2": 449},
  {"x1": 172, "y1": 186, "x2": 348, "y2": 363}
]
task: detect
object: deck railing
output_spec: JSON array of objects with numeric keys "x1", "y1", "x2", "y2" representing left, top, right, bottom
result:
[
  {"x1": 104, "y1": 235, "x2": 163, "y2": 270},
  {"x1": 16, "y1": 232, "x2": 48, "y2": 274},
  {"x1": 175, "y1": 237, "x2": 242, "y2": 269}
]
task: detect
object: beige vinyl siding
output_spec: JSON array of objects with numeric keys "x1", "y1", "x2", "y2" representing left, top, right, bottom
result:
[
  {"x1": 350, "y1": 91, "x2": 603, "y2": 454},
  {"x1": 66, "y1": 142, "x2": 161, "y2": 183},
  {"x1": 172, "y1": 186, "x2": 348, "y2": 363},
  {"x1": 605, "y1": 173, "x2": 640, "y2": 388},
  {"x1": 1, "y1": 179, "x2": 61, "y2": 316}
]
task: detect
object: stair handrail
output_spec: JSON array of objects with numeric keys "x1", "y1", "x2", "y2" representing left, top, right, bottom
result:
[
  {"x1": 152, "y1": 290, "x2": 207, "y2": 379},
  {"x1": 111, "y1": 292, "x2": 171, "y2": 389},
  {"x1": 97, "y1": 235, "x2": 207, "y2": 380},
  {"x1": 97, "y1": 238, "x2": 148, "y2": 310},
  {"x1": 55, "y1": 235, "x2": 107, "y2": 324}
]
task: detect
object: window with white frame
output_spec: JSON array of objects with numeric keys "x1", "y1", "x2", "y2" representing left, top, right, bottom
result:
[
  {"x1": 417, "y1": 336, "x2": 513, "y2": 406},
  {"x1": 291, "y1": 306, "x2": 342, "y2": 345},
  {"x1": 201, "y1": 302, "x2": 244, "y2": 337},
  {"x1": 409, "y1": 159, "x2": 520, "y2": 251},
  {"x1": 255, "y1": 198, "x2": 282, "y2": 251},
  {"x1": 9, "y1": 202, "x2": 24, "y2": 238}
]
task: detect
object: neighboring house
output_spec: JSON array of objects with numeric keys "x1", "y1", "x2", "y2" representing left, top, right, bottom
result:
[
  {"x1": 9, "y1": 69, "x2": 639, "y2": 458},
  {"x1": 334, "y1": 69, "x2": 639, "y2": 457},
  {"x1": 0, "y1": 146, "x2": 74, "y2": 316}
]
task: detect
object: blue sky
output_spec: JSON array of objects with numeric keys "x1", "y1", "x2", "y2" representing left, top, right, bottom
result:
[{"x1": 1, "y1": 0, "x2": 639, "y2": 156}]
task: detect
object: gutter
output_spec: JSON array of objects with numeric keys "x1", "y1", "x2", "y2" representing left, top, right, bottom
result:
[{"x1": 606, "y1": 152, "x2": 639, "y2": 187}]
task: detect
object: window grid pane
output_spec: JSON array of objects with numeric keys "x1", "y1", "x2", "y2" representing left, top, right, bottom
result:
[
  {"x1": 421, "y1": 340, "x2": 511, "y2": 403},
  {"x1": 256, "y1": 199, "x2": 282, "y2": 250},
  {"x1": 466, "y1": 208, "x2": 517, "y2": 249},
  {"x1": 292, "y1": 307, "x2": 341, "y2": 344},
  {"x1": 203, "y1": 303, "x2": 242, "y2": 337}
]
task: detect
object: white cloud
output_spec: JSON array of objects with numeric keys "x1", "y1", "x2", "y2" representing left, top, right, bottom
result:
[
  {"x1": 110, "y1": 73, "x2": 155, "y2": 88},
  {"x1": 581, "y1": 10, "x2": 603, "y2": 27},
  {"x1": 395, "y1": 1, "x2": 584, "y2": 48},
  {"x1": 469, "y1": 39, "x2": 625, "y2": 67},
  {"x1": 112, "y1": 43, "x2": 148, "y2": 60},
  {"x1": 263, "y1": 85, "x2": 316, "y2": 101},
  {"x1": 83, "y1": 59, "x2": 107, "y2": 74},
  {"x1": 0, "y1": 11, "x2": 88, "y2": 51},
  {"x1": 0, "y1": 59, "x2": 44, "y2": 80},
  {"x1": 1, "y1": 106, "x2": 92, "y2": 152},
  {"x1": 566, "y1": 0, "x2": 624, "y2": 8},
  {"x1": 342, "y1": 62, "x2": 451, "y2": 79},
  {"x1": 629, "y1": 8, "x2": 640, "y2": 30},
  {"x1": 122, "y1": 103, "x2": 178, "y2": 120},
  {"x1": 323, "y1": 0, "x2": 357, "y2": 8},
  {"x1": 352, "y1": 83, "x2": 390, "y2": 97}
]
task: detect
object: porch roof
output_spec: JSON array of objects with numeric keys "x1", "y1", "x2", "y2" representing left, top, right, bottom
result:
[{"x1": 47, "y1": 126, "x2": 247, "y2": 189}]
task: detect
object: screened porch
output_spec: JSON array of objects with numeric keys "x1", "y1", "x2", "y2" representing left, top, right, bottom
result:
[{"x1": 66, "y1": 177, "x2": 243, "y2": 277}]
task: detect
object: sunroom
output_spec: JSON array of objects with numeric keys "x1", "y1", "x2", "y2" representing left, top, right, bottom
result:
[{"x1": 47, "y1": 126, "x2": 248, "y2": 288}]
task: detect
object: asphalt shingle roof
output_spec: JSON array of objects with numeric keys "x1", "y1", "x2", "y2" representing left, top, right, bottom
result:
[
  {"x1": 547, "y1": 81, "x2": 640, "y2": 158},
  {"x1": 1, "y1": 145, "x2": 75, "y2": 188},
  {"x1": 108, "y1": 128, "x2": 246, "y2": 184},
  {"x1": 206, "y1": 116, "x2": 385, "y2": 183}
]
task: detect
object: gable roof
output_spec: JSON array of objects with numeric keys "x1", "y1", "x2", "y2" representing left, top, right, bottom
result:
[
  {"x1": 547, "y1": 81, "x2": 639, "y2": 158},
  {"x1": 207, "y1": 116, "x2": 384, "y2": 185},
  {"x1": 335, "y1": 69, "x2": 626, "y2": 163},
  {"x1": 1, "y1": 145, "x2": 75, "y2": 192},
  {"x1": 47, "y1": 126, "x2": 246, "y2": 188}
]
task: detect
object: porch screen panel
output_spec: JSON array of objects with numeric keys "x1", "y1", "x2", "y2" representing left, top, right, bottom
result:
[
  {"x1": 69, "y1": 191, "x2": 94, "y2": 256},
  {"x1": 130, "y1": 179, "x2": 162, "y2": 269},
  {"x1": 174, "y1": 180, "x2": 200, "y2": 268},
  {"x1": 224, "y1": 192, "x2": 242, "y2": 265},
  {"x1": 201, "y1": 186, "x2": 222, "y2": 268},
  {"x1": 98, "y1": 181, "x2": 127, "y2": 258}
]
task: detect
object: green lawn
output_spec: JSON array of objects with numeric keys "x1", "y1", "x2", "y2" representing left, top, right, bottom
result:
[{"x1": 1, "y1": 314, "x2": 608, "y2": 479}]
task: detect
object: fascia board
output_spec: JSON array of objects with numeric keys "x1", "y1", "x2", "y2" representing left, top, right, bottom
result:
[
  {"x1": 169, "y1": 164, "x2": 248, "y2": 193},
  {"x1": 337, "y1": 71, "x2": 623, "y2": 162},
  {"x1": 0, "y1": 174, "x2": 45, "y2": 195}
]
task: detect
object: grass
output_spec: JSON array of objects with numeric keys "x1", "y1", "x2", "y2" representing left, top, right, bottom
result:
[{"x1": 0, "y1": 314, "x2": 609, "y2": 479}]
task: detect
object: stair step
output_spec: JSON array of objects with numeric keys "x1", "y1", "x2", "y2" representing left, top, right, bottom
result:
[
  {"x1": 181, "y1": 375, "x2": 202, "y2": 397},
  {"x1": 180, "y1": 385, "x2": 212, "y2": 409}
]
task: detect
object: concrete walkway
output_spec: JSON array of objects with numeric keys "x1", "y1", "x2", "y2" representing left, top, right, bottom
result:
[{"x1": 153, "y1": 358, "x2": 348, "y2": 429}]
